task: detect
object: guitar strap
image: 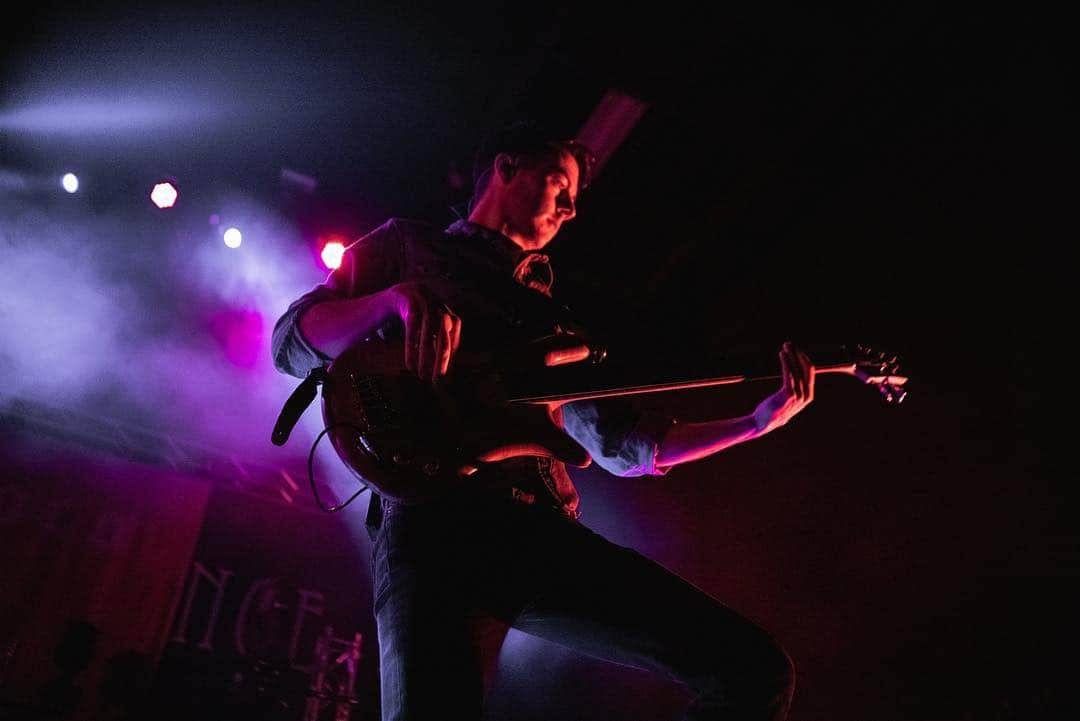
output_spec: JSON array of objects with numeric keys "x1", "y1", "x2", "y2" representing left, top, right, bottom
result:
[{"x1": 270, "y1": 366, "x2": 328, "y2": 446}]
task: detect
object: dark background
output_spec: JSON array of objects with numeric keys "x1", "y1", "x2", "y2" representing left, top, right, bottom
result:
[{"x1": 1, "y1": 3, "x2": 1069, "y2": 720}]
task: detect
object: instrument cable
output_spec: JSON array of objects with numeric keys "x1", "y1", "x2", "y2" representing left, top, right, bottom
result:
[{"x1": 308, "y1": 423, "x2": 370, "y2": 512}]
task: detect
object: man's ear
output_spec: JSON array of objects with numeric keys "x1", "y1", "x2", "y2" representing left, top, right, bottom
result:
[{"x1": 494, "y1": 153, "x2": 517, "y2": 183}]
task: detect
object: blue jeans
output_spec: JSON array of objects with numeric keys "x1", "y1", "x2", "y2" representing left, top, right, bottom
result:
[{"x1": 371, "y1": 495, "x2": 794, "y2": 720}]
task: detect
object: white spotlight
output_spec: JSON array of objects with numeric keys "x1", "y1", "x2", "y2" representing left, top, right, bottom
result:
[
  {"x1": 62, "y1": 173, "x2": 79, "y2": 193},
  {"x1": 150, "y1": 181, "x2": 178, "y2": 209},
  {"x1": 223, "y1": 227, "x2": 242, "y2": 248}
]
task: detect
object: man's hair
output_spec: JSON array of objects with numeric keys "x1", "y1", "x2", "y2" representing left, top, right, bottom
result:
[{"x1": 469, "y1": 120, "x2": 596, "y2": 210}]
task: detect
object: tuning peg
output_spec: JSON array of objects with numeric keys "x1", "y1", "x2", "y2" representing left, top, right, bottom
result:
[{"x1": 880, "y1": 387, "x2": 909, "y2": 404}]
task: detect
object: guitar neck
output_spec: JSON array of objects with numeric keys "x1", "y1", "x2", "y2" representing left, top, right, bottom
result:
[{"x1": 505, "y1": 349, "x2": 859, "y2": 405}]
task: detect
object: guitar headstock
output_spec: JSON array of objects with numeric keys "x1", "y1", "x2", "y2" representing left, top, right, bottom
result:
[{"x1": 845, "y1": 344, "x2": 909, "y2": 404}]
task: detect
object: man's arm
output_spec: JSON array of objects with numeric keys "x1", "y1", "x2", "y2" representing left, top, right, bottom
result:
[
  {"x1": 297, "y1": 292, "x2": 399, "y2": 360},
  {"x1": 653, "y1": 415, "x2": 760, "y2": 468},
  {"x1": 654, "y1": 342, "x2": 815, "y2": 469},
  {"x1": 298, "y1": 283, "x2": 462, "y2": 384},
  {"x1": 271, "y1": 218, "x2": 463, "y2": 384},
  {"x1": 271, "y1": 220, "x2": 403, "y2": 379}
]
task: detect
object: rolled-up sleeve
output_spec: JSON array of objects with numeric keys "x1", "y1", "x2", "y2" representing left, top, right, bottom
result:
[
  {"x1": 271, "y1": 220, "x2": 402, "y2": 378},
  {"x1": 561, "y1": 397, "x2": 677, "y2": 477}
]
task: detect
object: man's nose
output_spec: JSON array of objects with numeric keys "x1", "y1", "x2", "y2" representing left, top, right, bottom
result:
[{"x1": 557, "y1": 191, "x2": 576, "y2": 219}]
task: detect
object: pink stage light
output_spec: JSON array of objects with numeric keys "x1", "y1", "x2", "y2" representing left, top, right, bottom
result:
[
  {"x1": 150, "y1": 181, "x2": 178, "y2": 209},
  {"x1": 321, "y1": 241, "x2": 346, "y2": 270}
]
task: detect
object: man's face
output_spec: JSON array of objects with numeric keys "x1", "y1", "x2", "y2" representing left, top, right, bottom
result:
[{"x1": 503, "y1": 149, "x2": 579, "y2": 249}]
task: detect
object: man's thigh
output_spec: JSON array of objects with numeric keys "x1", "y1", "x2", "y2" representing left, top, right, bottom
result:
[{"x1": 510, "y1": 519, "x2": 790, "y2": 696}]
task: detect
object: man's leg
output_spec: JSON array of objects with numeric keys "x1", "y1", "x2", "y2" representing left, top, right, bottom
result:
[
  {"x1": 510, "y1": 516, "x2": 795, "y2": 721},
  {"x1": 372, "y1": 505, "x2": 489, "y2": 721}
]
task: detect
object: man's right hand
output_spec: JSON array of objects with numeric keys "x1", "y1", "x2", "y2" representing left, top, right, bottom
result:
[{"x1": 388, "y1": 282, "x2": 462, "y2": 385}]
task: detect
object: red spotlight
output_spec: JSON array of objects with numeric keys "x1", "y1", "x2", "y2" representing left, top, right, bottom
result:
[
  {"x1": 150, "y1": 181, "x2": 178, "y2": 209},
  {"x1": 321, "y1": 240, "x2": 346, "y2": 270}
]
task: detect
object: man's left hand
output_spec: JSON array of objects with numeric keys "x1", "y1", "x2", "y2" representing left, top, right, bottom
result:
[{"x1": 752, "y1": 341, "x2": 815, "y2": 435}]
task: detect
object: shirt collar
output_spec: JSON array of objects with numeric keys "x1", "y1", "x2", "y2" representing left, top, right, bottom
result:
[
  {"x1": 444, "y1": 219, "x2": 553, "y2": 296},
  {"x1": 445, "y1": 219, "x2": 526, "y2": 266}
]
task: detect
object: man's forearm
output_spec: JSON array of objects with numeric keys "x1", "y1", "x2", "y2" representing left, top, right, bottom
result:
[
  {"x1": 297, "y1": 290, "x2": 397, "y2": 360},
  {"x1": 654, "y1": 415, "x2": 761, "y2": 468}
]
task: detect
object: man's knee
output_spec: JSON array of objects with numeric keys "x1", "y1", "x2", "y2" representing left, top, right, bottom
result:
[
  {"x1": 770, "y1": 647, "x2": 796, "y2": 708},
  {"x1": 744, "y1": 644, "x2": 795, "y2": 718},
  {"x1": 693, "y1": 641, "x2": 795, "y2": 715}
]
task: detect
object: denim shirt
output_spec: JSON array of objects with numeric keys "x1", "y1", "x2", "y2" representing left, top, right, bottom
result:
[{"x1": 271, "y1": 218, "x2": 673, "y2": 524}]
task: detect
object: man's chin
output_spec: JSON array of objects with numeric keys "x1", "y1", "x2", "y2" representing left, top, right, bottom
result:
[
  {"x1": 536, "y1": 220, "x2": 560, "y2": 244},
  {"x1": 521, "y1": 226, "x2": 555, "y2": 249}
]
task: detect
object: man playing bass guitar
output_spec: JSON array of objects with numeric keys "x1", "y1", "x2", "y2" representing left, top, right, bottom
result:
[{"x1": 271, "y1": 121, "x2": 814, "y2": 721}]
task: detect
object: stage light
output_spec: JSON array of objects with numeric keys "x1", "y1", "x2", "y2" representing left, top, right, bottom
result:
[
  {"x1": 150, "y1": 181, "x2": 178, "y2": 209},
  {"x1": 62, "y1": 173, "x2": 79, "y2": 193},
  {"x1": 321, "y1": 241, "x2": 345, "y2": 270},
  {"x1": 223, "y1": 227, "x2": 242, "y2": 248}
]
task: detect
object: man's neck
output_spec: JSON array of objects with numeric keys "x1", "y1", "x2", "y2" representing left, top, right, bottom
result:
[{"x1": 468, "y1": 201, "x2": 545, "y2": 252}]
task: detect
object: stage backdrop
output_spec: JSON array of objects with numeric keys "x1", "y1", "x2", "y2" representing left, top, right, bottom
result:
[
  {"x1": 156, "y1": 480, "x2": 376, "y2": 721},
  {"x1": 0, "y1": 438, "x2": 211, "y2": 720},
  {"x1": 1, "y1": 425, "x2": 378, "y2": 721}
]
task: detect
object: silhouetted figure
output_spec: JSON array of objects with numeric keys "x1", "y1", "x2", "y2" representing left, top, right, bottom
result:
[{"x1": 39, "y1": 620, "x2": 98, "y2": 717}]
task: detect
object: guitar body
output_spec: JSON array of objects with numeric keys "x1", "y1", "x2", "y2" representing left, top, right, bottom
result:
[
  {"x1": 321, "y1": 340, "x2": 577, "y2": 504},
  {"x1": 321, "y1": 341, "x2": 462, "y2": 503}
]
